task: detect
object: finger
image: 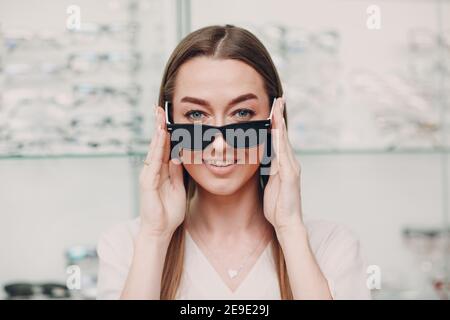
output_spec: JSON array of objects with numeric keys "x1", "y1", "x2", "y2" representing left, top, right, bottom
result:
[
  {"x1": 155, "y1": 108, "x2": 170, "y2": 182},
  {"x1": 279, "y1": 99, "x2": 301, "y2": 176},
  {"x1": 143, "y1": 104, "x2": 162, "y2": 162},
  {"x1": 277, "y1": 98, "x2": 300, "y2": 177},
  {"x1": 158, "y1": 107, "x2": 170, "y2": 164},
  {"x1": 272, "y1": 98, "x2": 291, "y2": 179},
  {"x1": 269, "y1": 98, "x2": 285, "y2": 177},
  {"x1": 169, "y1": 157, "x2": 184, "y2": 188},
  {"x1": 269, "y1": 126, "x2": 280, "y2": 177},
  {"x1": 285, "y1": 130, "x2": 301, "y2": 176},
  {"x1": 144, "y1": 117, "x2": 158, "y2": 164},
  {"x1": 147, "y1": 119, "x2": 166, "y2": 182},
  {"x1": 141, "y1": 105, "x2": 171, "y2": 189},
  {"x1": 159, "y1": 131, "x2": 171, "y2": 182},
  {"x1": 140, "y1": 124, "x2": 162, "y2": 189},
  {"x1": 263, "y1": 173, "x2": 280, "y2": 221}
]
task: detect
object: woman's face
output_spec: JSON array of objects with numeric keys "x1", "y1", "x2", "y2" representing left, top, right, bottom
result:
[{"x1": 171, "y1": 56, "x2": 271, "y2": 195}]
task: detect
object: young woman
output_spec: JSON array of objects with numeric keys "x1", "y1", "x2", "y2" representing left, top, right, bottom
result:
[{"x1": 97, "y1": 25, "x2": 370, "y2": 300}]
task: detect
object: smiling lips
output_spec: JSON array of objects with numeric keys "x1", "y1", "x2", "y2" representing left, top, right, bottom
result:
[
  {"x1": 202, "y1": 158, "x2": 238, "y2": 175},
  {"x1": 203, "y1": 158, "x2": 236, "y2": 167}
]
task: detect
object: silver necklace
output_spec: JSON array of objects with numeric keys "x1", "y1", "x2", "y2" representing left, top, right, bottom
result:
[{"x1": 188, "y1": 212, "x2": 270, "y2": 280}]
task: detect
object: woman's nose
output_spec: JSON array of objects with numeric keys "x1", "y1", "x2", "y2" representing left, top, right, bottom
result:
[
  {"x1": 205, "y1": 115, "x2": 227, "y2": 148},
  {"x1": 204, "y1": 130, "x2": 234, "y2": 160},
  {"x1": 209, "y1": 132, "x2": 227, "y2": 150},
  {"x1": 208, "y1": 115, "x2": 226, "y2": 127}
]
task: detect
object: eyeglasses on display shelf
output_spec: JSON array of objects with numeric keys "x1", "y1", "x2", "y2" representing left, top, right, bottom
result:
[
  {"x1": 0, "y1": 82, "x2": 144, "y2": 156},
  {"x1": 68, "y1": 52, "x2": 141, "y2": 75},
  {"x1": 407, "y1": 28, "x2": 450, "y2": 95},
  {"x1": 402, "y1": 227, "x2": 450, "y2": 300},
  {"x1": 0, "y1": 0, "x2": 160, "y2": 158},
  {"x1": 3, "y1": 51, "x2": 141, "y2": 82},
  {"x1": 4, "y1": 22, "x2": 140, "y2": 57},
  {"x1": 249, "y1": 24, "x2": 340, "y2": 80},
  {"x1": 3, "y1": 29, "x2": 66, "y2": 55},
  {"x1": 284, "y1": 86, "x2": 341, "y2": 151},
  {"x1": 407, "y1": 28, "x2": 450, "y2": 56},
  {"x1": 3, "y1": 283, "x2": 71, "y2": 300},
  {"x1": 1, "y1": 3, "x2": 448, "y2": 158},
  {"x1": 72, "y1": 83, "x2": 142, "y2": 107},
  {"x1": 243, "y1": 24, "x2": 345, "y2": 151},
  {"x1": 66, "y1": 22, "x2": 139, "y2": 46},
  {"x1": 65, "y1": 246, "x2": 98, "y2": 300},
  {"x1": 3, "y1": 61, "x2": 68, "y2": 84},
  {"x1": 241, "y1": 21, "x2": 450, "y2": 152}
]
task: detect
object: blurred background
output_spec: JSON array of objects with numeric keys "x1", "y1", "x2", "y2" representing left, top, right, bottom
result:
[{"x1": 0, "y1": 0, "x2": 449, "y2": 299}]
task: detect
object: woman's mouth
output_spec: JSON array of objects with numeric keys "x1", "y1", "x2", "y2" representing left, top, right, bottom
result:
[{"x1": 203, "y1": 158, "x2": 237, "y2": 175}]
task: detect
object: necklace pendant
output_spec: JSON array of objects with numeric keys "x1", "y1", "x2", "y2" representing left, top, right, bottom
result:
[{"x1": 228, "y1": 269, "x2": 238, "y2": 279}]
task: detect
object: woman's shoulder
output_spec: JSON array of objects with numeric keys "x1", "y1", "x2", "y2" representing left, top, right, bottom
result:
[
  {"x1": 99, "y1": 217, "x2": 141, "y2": 240},
  {"x1": 96, "y1": 217, "x2": 141, "y2": 261},
  {"x1": 302, "y1": 218, "x2": 370, "y2": 299},
  {"x1": 302, "y1": 218, "x2": 363, "y2": 259},
  {"x1": 303, "y1": 218, "x2": 359, "y2": 240}
]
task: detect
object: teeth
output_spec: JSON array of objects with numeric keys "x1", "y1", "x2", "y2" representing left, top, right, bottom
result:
[{"x1": 204, "y1": 159, "x2": 236, "y2": 167}]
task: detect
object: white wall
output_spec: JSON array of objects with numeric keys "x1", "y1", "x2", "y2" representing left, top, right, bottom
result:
[{"x1": 0, "y1": 157, "x2": 136, "y2": 286}]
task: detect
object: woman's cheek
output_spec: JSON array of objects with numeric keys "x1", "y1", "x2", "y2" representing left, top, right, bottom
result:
[{"x1": 180, "y1": 149, "x2": 202, "y2": 165}]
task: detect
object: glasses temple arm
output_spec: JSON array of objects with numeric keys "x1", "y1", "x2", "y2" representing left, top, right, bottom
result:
[
  {"x1": 268, "y1": 97, "x2": 277, "y2": 120},
  {"x1": 164, "y1": 101, "x2": 171, "y2": 124}
]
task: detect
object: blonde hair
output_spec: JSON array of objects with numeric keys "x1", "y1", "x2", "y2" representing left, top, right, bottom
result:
[{"x1": 157, "y1": 25, "x2": 292, "y2": 300}]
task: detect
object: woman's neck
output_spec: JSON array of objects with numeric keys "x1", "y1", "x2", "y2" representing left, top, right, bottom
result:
[{"x1": 187, "y1": 174, "x2": 268, "y2": 238}]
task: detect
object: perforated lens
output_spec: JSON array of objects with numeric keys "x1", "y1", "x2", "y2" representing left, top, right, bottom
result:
[{"x1": 167, "y1": 120, "x2": 270, "y2": 151}]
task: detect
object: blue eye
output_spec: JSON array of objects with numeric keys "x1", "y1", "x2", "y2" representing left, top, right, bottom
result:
[
  {"x1": 234, "y1": 108, "x2": 255, "y2": 119},
  {"x1": 185, "y1": 110, "x2": 205, "y2": 121}
]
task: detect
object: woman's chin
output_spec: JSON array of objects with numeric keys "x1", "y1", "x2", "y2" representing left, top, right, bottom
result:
[
  {"x1": 197, "y1": 179, "x2": 241, "y2": 196},
  {"x1": 184, "y1": 163, "x2": 261, "y2": 196}
]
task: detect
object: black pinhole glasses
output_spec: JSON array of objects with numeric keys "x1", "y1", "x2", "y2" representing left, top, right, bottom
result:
[{"x1": 164, "y1": 97, "x2": 276, "y2": 152}]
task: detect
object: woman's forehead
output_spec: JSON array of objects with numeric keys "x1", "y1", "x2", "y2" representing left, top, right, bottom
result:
[{"x1": 173, "y1": 57, "x2": 266, "y2": 104}]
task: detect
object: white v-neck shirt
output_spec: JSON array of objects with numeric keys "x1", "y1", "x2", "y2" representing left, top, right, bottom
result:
[
  {"x1": 179, "y1": 230, "x2": 279, "y2": 299},
  {"x1": 96, "y1": 217, "x2": 371, "y2": 300}
]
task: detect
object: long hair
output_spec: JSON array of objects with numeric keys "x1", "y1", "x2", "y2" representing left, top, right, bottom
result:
[{"x1": 157, "y1": 24, "x2": 292, "y2": 299}]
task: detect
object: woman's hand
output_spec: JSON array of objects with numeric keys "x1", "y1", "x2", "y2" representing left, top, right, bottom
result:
[
  {"x1": 138, "y1": 106, "x2": 186, "y2": 239},
  {"x1": 263, "y1": 97, "x2": 304, "y2": 234},
  {"x1": 262, "y1": 98, "x2": 334, "y2": 300}
]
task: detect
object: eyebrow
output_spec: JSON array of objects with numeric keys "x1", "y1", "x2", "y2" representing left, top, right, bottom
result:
[{"x1": 180, "y1": 93, "x2": 258, "y2": 107}]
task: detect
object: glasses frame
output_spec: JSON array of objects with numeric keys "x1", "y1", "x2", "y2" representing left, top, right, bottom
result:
[{"x1": 163, "y1": 96, "x2": 277, "y2": 151}]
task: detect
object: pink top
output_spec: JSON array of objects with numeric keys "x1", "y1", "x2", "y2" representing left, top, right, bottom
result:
[{"x1": 96, "y1": 217, "x2": 371, "y2": 299}]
